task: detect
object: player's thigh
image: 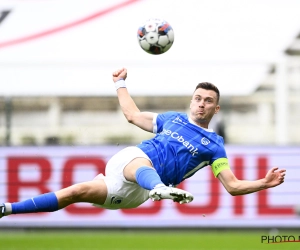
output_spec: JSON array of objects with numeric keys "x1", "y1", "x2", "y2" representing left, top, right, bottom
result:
[
  {"x1": 77, "y1": 180, "x2": 108, "y2": 204},
  {"x1": 56, "y1": 179, "x2": 107, "y2": 205},
  {"x1": 105, "y1": 146, "x2": 153, "y2": 183},
  {"x1": 123, "y1": 157, "x2": 153, "y2": 183}
]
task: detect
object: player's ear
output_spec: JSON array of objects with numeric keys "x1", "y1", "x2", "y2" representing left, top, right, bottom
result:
[{"x1": 215, "y1": 105, "x2": 220, "y2": 114}]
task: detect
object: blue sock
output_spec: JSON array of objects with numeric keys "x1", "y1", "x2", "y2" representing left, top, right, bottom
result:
[
  {"x1": 135, "y1": 166, "x2": 165, "y2": 190},
  {"x1": 11, "y1": 192, "x2": 59, "y2": 214}
]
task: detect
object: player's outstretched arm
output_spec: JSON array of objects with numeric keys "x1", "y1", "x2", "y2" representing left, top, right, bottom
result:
[
  {"x1": 112, "y1": 68, "x2": 156, "y2": 133},
  {"x1": 217, "y1": 167, "x2": 286, "y2": 196}
]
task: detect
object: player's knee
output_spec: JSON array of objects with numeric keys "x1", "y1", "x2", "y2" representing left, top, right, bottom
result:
[{"x1": 123, "y1": 158, "x2": 153, "y2": 183}]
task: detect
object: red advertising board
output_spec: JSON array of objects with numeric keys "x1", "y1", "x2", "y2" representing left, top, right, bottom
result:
[{"x1": 0, "y1": 146, "x2": 299, "y2": 228}]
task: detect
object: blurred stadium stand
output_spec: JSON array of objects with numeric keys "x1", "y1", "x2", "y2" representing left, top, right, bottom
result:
[{"x1": 1, "y1": 38, "x2": 300, "y2": 146}]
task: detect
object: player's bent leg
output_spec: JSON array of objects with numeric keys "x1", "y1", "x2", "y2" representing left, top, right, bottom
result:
[
  {"x1": 123, "y1": 157, "x2": 193, "y2": 204},
  {"x1": 55, "y1": 179, "x2": 107, "y2": 209},
  {"x1": 149, "y1": 186, "x2": 194, "y2": 204},
  {"x1": 123, "y1": 157, "x2": 165, "y2": 190}
]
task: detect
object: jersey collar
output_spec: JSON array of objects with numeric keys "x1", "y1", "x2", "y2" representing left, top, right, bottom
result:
[{"x1": 188, "y1": 117, "x2": 214, "y2": 132}]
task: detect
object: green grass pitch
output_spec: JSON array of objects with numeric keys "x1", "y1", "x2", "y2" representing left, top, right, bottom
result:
[{"x1": 0, "y1": 229, "x2": 299, "y2": 250}]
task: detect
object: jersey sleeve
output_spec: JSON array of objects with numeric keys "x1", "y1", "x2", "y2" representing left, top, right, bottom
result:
[
  {"x1": 210, "y1": 144, "x2": 230, "y2": 177},
  {"x1": 152, "y1": 113, "x2": 158, "y2": 133}
]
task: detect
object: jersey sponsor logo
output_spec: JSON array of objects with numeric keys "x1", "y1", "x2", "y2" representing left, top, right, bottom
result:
[
  {"x1": 161, "y1": 129, "x2": 198, "y2": 156},
  {"x1": 172, "y1": 116, "x2": 187, "y2": 125},
  {"x1": 201, "y1": 137, "x2": 210, "y2": 145}
]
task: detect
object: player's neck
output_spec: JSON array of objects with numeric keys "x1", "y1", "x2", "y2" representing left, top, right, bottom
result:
[{"x1": 188, "y1": 117, "x2": 213, "y2": 132}]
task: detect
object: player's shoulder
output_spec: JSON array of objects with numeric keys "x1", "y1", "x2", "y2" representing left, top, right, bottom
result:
[
  {"x1": 204, "y1": 130, "x2": 225, "y2": 147},
  {"x1": 161, "y1": 110, "x2": 185, "y2": 116},
  {"x1": 159, "y1": 111, "x2": 188, "y2": 120},
  {"x1": 215, "y1": 134, "x2": 225, "y2": 145}
]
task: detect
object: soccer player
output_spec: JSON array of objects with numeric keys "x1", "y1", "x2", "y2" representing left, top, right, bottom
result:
[{"x1": 0, "y1": 68, "x2": 286, "y2": 218}]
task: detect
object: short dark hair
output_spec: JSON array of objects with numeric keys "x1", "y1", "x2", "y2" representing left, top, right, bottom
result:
[{"x1": 194, "y1": 82, "x2": 220, "y2": 104}]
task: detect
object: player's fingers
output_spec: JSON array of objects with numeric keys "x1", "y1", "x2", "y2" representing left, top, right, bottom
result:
[
  {"x1": 112, "y1": 69, "x2": 123, "y2": 76},
  {"x1": 120, "y1": 68, "x2": 127, "y2": 77},
  {"x1": 279, "y1": 173, "x2": 285, "y2": 181}
]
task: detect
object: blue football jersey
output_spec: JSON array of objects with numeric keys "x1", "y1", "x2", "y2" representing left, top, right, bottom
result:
[{"x1": 136, "y1": 111, "x2": 227, "y2": 186}]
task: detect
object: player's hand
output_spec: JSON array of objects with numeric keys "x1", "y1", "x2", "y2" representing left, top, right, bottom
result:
[
  {"x1": 264, "y1": 167, "x2": 286, "y2": 188},
  {"x1": 112, "y1": 68, "x2": 127, "y2": 83}
]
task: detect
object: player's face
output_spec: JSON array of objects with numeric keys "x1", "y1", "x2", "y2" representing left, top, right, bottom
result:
[{"x1": 189, "y1": 88, "x2": 220, "y2": 128}]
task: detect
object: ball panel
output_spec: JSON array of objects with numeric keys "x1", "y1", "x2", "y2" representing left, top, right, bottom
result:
[
  {"x1": 140, "y1": 40, "x2": 151, "y2": 50},
  {"x1": 144, "y1": 21, "x2": 157, "y2": 32},
  {"x1": 167, "y1": 29, "x2": 174, "y2": 42},
  {"x1": 145, "y1": 32, "x2": 159, "y2": 44},
  {"x1": 158, "y1": 23, "x2": 172, "y2": 35},
  {"x1": 137, "y1": 27, "x2": 146, "y2": 38},
  {"x1": 149, "y1": 45, "x2": 162, "y2": 55},
  {"x1": 162, "y1": 43, "x2": 172, "y2": 53},
  {"x1": 158, "y1": 35, "x2": 169, "y2": 47}
]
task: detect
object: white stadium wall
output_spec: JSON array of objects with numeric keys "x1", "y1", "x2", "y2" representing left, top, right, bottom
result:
[
  {"x1": 1, "y1": 0, "x2": 300, "y2": 97},
  {"x1": 0, "y1": 145, "x2": 299, "y2": 228}
]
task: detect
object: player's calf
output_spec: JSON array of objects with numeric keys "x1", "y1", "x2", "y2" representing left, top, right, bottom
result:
[{"x1": 0, "y1": 192, "x2": 59, "y2": 218}]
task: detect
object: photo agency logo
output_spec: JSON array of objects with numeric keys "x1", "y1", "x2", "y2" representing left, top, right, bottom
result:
[{"x1": 261, "y1": 234, "x2": 300, "y2": 244}]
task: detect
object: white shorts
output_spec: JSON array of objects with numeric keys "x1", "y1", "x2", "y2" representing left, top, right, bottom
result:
[{"x1": 93, "y1": 146, "x2": 152, "y2": 210}]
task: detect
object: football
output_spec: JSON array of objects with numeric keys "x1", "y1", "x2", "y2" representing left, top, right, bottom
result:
[{"x1": 137, "y1": 18, "x2": 174, "y2": 55}]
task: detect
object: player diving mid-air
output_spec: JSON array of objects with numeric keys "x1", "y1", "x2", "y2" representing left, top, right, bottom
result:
[{"x1": 0, "y1": 68, "x2": 286, "y2": 218}]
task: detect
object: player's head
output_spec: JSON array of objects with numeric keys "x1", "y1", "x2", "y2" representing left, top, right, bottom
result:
[
  {"x1": 194, "y1": 82, "x2": 220, "y2": 104},
  {"x1": 190, "y1": 82, "x2": 220, "y2": 128}
]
